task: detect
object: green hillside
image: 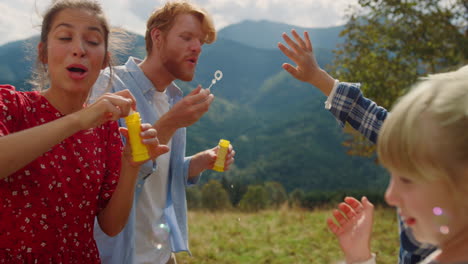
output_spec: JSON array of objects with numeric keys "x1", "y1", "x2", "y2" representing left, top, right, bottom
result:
[
  {"x1": 0, "y1": 20, "x2": 388, "y2": 193},
  {"x1": 0, "y1": 37, "x2": 37, "y2": 89}
]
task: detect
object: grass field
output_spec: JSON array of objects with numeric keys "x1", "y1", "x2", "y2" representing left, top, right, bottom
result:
[{"x1": 176, "y1": 207, "x2": 400, "y2": 264}]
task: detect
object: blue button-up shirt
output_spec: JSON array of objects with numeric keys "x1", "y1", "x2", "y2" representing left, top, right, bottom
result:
[
  {"x1": 328, "y1": 82, "x2": 437, "y2": 264},
  {"x1": 92, "y1": 57, "x2": 202, "y2": 264}
]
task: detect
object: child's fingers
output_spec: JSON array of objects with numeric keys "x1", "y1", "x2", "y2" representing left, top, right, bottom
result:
[
  {"x1": 362, "y1": 196, "x2": 375, "y2": 210},
  {"x1": 338, "y1": 202, "x2": 357, "y2": 219},
  {"x1": 303, "y1": 31, "x2": 312, "y2": 51},
  {"x1": 278, "y1": 42, "x2": 297, "y2": 62},
  {"x1": 282, "y1": 32, "x2": 302, "y2": 54},
  {"x1": 344, "y1": 196, "x2": 364, "y2": 214},
  {"x1": 327, "y1": 218, "x2": 341, "y2": 235},
  {"x1": 332, "y1": 209, "x2": 347, "y2": 226},
  {"x1": 291, "y1": 29, "x2": 307, "y2": 51},
  {"x1": 282, "y1": 63, "x2": 300, "y2": 79}
]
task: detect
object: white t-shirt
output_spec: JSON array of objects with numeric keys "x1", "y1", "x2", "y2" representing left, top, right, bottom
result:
[{"x1": 135, "y1": 90, "x2": 172, "y2": 264}]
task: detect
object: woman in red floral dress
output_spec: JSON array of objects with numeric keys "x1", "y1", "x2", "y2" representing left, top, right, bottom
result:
[{"x1": 0, "y1": 0, "x2": 168, "y2": 263}]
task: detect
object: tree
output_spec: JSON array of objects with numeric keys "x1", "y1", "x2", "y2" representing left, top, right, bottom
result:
[
  {"x1": 239, "y1": 185, "x2": 268, "y2": 212},
  {"x1": 264, "y1": 181, "x2": 288, "y2": 209},
  {"x1": 288, "y1": 188, "x2": 305, "y2": 208},
  {"x1": 332, "y1": 0, "x2": 467, "y2": 156},
  {"x1": 201, "y1": 180, "x2": 231, "y2": 211},
  {"x1": 220, "y1": 175, "x2": 248, "y2": 207},
  {"x1": 301, "y1": 191, "x2": 333, "y2": 210}
]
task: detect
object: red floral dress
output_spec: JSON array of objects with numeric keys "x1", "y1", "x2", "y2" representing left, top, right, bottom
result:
[{"x1": 0, "y1": 85, "x2": 123, "y2": 263}]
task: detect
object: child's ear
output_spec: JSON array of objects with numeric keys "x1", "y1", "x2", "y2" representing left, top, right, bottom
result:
[
  {"x1": 37, "y1": 42, "x2": 47, "y2": 64},
  {"x1": 102, "y1": 52, "x2": 110, "y2": 69}
]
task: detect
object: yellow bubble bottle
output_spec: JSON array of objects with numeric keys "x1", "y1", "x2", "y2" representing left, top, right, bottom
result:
[
  {"x1": 124, "y1": 111, "x2": 150, "y2": 162},
  {"x1": 213, "y1": 139, "x2": 230, "y2": 172}
]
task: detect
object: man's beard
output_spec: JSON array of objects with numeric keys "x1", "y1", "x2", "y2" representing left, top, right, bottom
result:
[
  {"x1": 163, "y1": 58, "x2": 194, "y2": 82},
  {"x1": 160, "y1": 46, "x2": 195, "y2": 82}
]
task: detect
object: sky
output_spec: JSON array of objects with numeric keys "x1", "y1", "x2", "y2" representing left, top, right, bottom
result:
[{"x1": 0, "y1": 0, "x2": 358, "y2": 46}]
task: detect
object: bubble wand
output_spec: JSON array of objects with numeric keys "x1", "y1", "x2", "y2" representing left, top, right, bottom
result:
[{"x1": 207, "y1": 70, "x2": 223, "y2": 91}]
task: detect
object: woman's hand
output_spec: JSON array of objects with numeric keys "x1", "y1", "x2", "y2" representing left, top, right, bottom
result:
[
  {"x1": 120, "y1": 123, "x2": 170, "y2": 167},
  {"x1": 73, "y1": 89, "x2": 137, "y2": 130}
]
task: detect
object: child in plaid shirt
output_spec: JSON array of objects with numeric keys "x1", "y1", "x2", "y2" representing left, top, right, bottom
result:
[{"x1": 278, "y1": 29, "x2": 439, "y2": 263}]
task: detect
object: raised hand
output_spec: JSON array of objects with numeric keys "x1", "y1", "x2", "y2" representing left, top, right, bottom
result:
[
  {"x1": 278, "y1": 30, "x2": 335, "y2": 95},
  {"x1": 278, "y1": 30, "x2": 319, "y2": 83},
  {"x1": 327, "y1": 196, "x2": 374, "y2": 263}
]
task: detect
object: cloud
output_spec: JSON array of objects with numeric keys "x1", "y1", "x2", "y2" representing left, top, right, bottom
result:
[
  {"x1": 102, "y1": 0, "x2": 148, "y2": 36},
  {"x1": 187, "y1": 0, "x2": 357, "y2": 30},
  {"x1": 127, "y1": 0, "x2": 165, "y2": 20},
  {"x1": 0, "y1": 2, "x2": 42, "y2": 45},
  {"x1": 0, "y1": 0, "x2": 358, "y2": 46}
]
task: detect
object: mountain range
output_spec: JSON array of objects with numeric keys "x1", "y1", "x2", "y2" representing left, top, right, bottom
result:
[{"x1": 0, "y1": 20, "x2": 388, "y2": 192}]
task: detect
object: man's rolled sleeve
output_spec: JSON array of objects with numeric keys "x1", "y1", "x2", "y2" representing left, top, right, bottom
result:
[{"x1": 184, "y1": 156, "x2": 202, "y2": 185}]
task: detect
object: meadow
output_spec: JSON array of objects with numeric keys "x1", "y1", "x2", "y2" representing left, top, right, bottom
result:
[{"x1": 177, "y1": 207, "x2": 400, "y2": 264}]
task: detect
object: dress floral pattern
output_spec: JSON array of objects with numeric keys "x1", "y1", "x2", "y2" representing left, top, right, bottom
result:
[{"x1": 0, "y1": 85, "x2": 123, "y2": 263}]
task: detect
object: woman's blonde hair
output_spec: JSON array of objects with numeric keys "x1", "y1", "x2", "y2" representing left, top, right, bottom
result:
[
  {"x1": 144, "y1": 0, "x2": 216, "y2": 55},
  {"x1": 377, "y1": 65, "x2": 468, "y2": 193}
]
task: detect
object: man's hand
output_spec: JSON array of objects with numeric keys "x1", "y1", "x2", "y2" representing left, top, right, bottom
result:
[
  {"x1": 189, "y1": 143, "x2": 236, "y2": 178},
  {"x1": 155, "y1": 86, "x2": 214, "y2": 144}
]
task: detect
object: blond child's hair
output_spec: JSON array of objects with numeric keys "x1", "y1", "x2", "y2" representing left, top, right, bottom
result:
[{"x1": 377, "y1": 65, "x2": 468, "y2": 196}]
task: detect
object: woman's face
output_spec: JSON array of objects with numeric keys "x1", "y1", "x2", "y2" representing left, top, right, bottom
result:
[
  {"x1": 385, "y1": 170, "x2": 468, "y2": 246},
  {"x1": 41, "y1": 8, "x2": 108, "y2": 96}
]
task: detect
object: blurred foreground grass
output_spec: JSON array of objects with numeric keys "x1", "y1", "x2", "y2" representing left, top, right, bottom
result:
[{"x1": 176, "y1": 207, "x2": 399, "y2": 264}]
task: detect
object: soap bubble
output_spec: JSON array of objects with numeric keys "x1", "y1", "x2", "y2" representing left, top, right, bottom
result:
[
  {"x1": 151, "y1": 221, "x2": 171, "y2": 251},
  {"x1": 152, "y1": 242, "x2": 163, "y2": 250},
  {"x1": 432, "y1": 207, "x2": 450, "y2": 235},
  {"x1": 439, "y1": 225, "x2": 450, "y2": 235},
  {"x1": 433, "y1": 207, "x2": 443, "y2": 216},
  {"x1": 158, "y1": 223, "x2": 170, "y2": 233}
]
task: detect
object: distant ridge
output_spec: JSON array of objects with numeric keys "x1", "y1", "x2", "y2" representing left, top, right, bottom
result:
[{"x1": 218, "y1": 19, "x2": 344, "y2": 50}]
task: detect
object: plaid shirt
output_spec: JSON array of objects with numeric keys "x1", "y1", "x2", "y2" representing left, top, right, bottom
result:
[{"x1": 327, "y1": 82, "x2": 437, "y2": 264}]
